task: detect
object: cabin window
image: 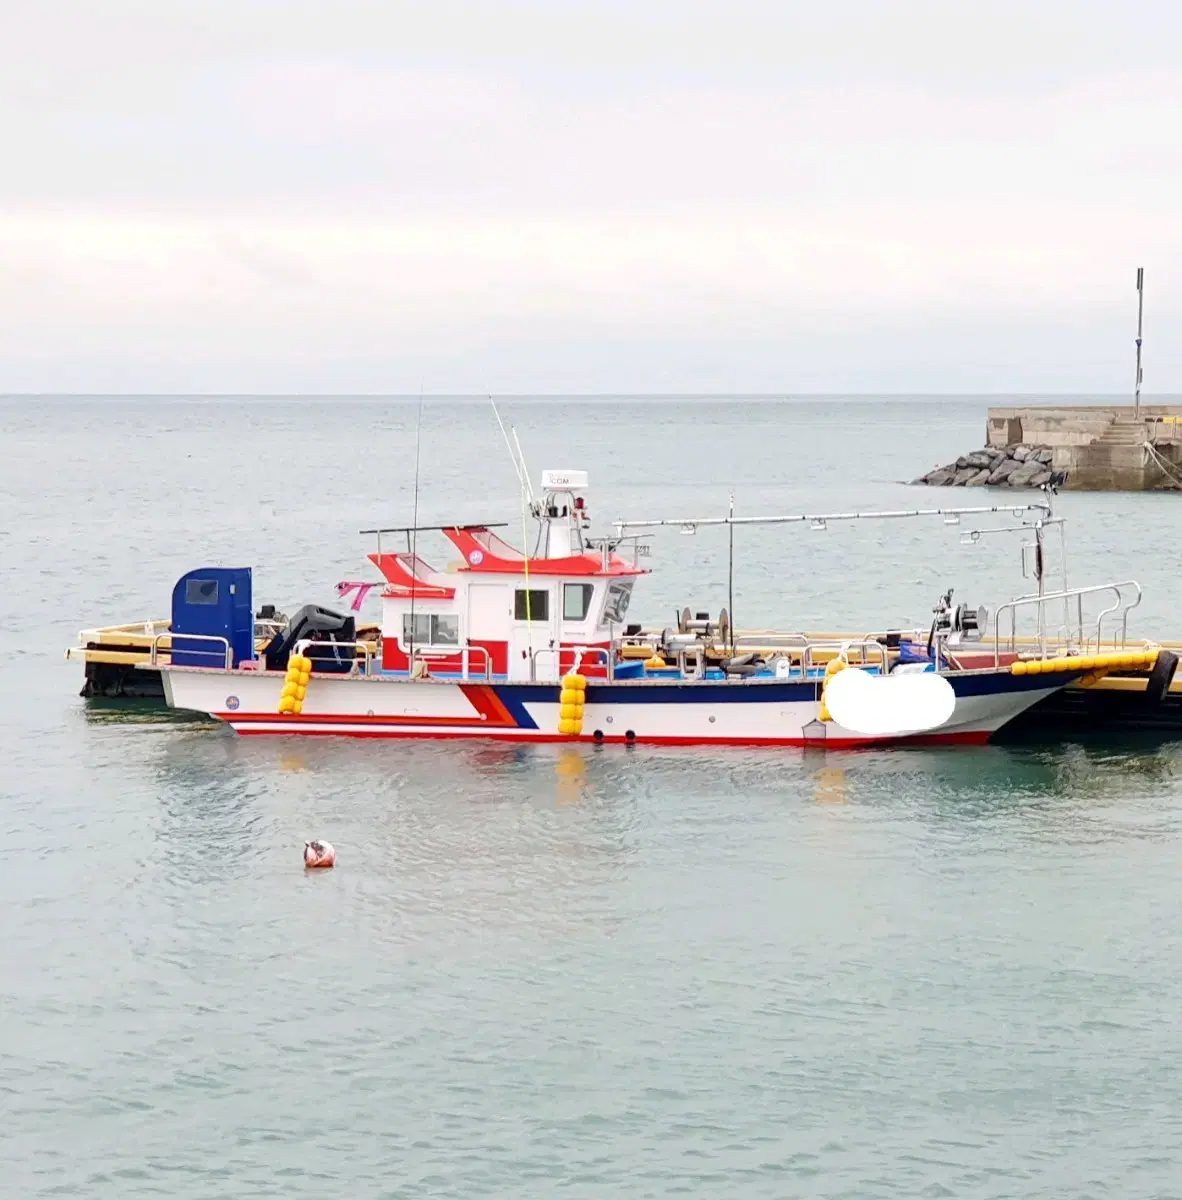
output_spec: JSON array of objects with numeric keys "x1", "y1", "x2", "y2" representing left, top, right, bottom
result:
[
  {"x1": 401, "y1": 614, "x2": 459, "y2": 646},
  {"x1": 603, "y1": 579, "x2": 633, "y2": 623},
  {"x1": 185, "y1": 579, "x2": 219, "y2": 605},
  {"x1": 432, "y1": 615, "x2": 459, "y2": 645},
  {"x1": 514, "y1": 589, "x2": 550, "y2": 621},
  {"x1": 402, "y1": 614, "x2": 431, "y2": 646},
  {"x1": 563, "y1": 583, "x2": 594, "y2": 621}
]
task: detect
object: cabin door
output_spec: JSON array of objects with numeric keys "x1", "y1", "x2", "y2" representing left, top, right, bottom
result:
[{"x1": 508, "y1": 584, "x2": 557, "y2": 681}]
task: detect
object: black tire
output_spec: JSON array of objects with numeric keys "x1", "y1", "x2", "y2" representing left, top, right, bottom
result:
[{"x1": 1146, "y1": 650, "x2": 1179, "y2": 706}]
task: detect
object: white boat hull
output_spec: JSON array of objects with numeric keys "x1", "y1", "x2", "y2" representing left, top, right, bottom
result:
[{"x1": 159, "y1": 666, "x2": 1075, "y2": 748}]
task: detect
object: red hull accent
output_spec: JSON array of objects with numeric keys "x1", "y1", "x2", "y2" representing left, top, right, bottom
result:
[
  {"x1": 220, "y1": 719, "x2": 993, "y2": 748},
  {"x1": 380, "y1": 640, "x2": 603, "y2": 676},
  {"x1": 381, "y1": 639, "x2": 510, "y2": 674},
  {"x1": 221, "y1": 684, "x2": 518, "y2": 730}
]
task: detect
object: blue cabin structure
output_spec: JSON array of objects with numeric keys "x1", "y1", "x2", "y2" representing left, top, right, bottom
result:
[{"x1": 170, "y1": 567, "x2": 254, "y2": 668}]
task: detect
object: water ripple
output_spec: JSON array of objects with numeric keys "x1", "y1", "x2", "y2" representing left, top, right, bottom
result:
[{"x1": 6, "y1": 398, "x2": 1182, "y2": 1196}]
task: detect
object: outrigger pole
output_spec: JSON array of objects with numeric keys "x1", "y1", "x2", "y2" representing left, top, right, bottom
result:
[
  {"x1": 615, "y1": 497, "x2": 1065, "y2": 657},
  {"x1": 612, "y1": 501, "x2": 1052, "y2": 536}
]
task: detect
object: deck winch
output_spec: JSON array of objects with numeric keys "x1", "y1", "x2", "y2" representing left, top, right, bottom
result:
[{"x1": 930, "y1": 588, "x2": 989, "y2": 648}]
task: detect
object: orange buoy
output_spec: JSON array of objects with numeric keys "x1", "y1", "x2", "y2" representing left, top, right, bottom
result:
[{"x1": 303, "y1": 839, "x2": 336, "y2": 869}]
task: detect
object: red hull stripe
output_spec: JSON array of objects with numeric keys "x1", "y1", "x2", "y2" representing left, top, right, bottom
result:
[
  {"x1": 218, "y1": 684, "x2": 520, "y2": 730},
  {"x1": 226, "y1": 725, "x2": 993, "y2": 748}
]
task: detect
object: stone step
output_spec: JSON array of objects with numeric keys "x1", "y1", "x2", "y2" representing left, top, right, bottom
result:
[{"x1": 1095, "y1": 421, "x2": 1147, "y2": 446}]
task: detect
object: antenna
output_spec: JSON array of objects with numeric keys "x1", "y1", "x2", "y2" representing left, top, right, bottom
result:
[
  {"x1": 511, "y1": 427, "x2": 536, "y2": 505},
  {"x1": 409, "y1": 387, "x2": 424, "y2": 668},
  {"x1": 1134, "y1": 266, "x2": 1145, "y2": 418},
  {"x1": 489, "y1": 395, "x2": 531, "y2": 499},
  {"x1": 727, "y1": 490, "x2": 735, "y2": 653}
]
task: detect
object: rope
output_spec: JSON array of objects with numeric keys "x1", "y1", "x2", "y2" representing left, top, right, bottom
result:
[{"x1": 1145, "y1": 441, "x2": 1182, "y2": 490}]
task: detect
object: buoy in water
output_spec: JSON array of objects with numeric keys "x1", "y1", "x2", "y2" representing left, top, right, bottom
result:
[{"x1": 303, "y1": 839, "x2": 336, "y2": 869}]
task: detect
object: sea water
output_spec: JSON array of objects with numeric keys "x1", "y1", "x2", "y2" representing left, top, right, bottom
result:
[{"x1": 3, "y1": 395, "x2": 1181, "y2": 1197}]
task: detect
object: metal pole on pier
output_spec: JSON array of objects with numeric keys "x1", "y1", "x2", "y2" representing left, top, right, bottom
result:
[
  {"x1": 1134, "y1": 267, "x2": 1145, "y2": 418},
  {"x1": 727, "y1": 491, "x2": 735, "y2": 653}
]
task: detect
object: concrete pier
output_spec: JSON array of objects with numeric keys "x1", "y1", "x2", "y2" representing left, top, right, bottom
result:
[{"x1": 986, "y1": 405, "x2": 1182, "y2": 490}]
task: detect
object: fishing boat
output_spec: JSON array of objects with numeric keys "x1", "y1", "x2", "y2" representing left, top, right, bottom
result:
[{"x1": 136, "y1": 466, "x2": 1168, "y2": 748}]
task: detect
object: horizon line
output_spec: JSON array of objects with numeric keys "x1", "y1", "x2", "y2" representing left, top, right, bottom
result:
[{"x1": 2, "y1": 391, "x2": 1176, "y2": 402}]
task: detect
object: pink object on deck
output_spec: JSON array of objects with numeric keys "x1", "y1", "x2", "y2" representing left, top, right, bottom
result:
[{"x1": 335, "y1": 581, "x2": 381, "y2": 612}]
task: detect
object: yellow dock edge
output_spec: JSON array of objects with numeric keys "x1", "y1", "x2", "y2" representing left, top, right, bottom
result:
[{"x1": 68, "y1": 619, "x2": 378, "y2": 667}]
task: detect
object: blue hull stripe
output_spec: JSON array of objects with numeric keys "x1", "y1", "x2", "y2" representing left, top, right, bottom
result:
[{"x1": 488, "y1": 670, "x2": 1078, "y2": 709}]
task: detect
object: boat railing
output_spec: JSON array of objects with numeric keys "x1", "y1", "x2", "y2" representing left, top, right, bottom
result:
[
  {"x1": 730, "y1": 634, "x2": 886, "y2": 679},
  {"x1": 528, "y1": 645, "x2": 613, "y2": 682},
  {"x1": 677, "y1": 644, "x2": 706, "y2": 680},
  {"x1": 295, "y1": 638, "x2": 374, "y2": 677},
  {"x1": 410, "y1": 643, "x2": 491, "y2": 681},
  {"x1": 569, "y1": 646, "x2": 614, "y2": 680},
  {"x1": 801, "y1": 638, "x2": 889, "y2": 677},
  {"x1": 992, "y1": 581, "x2": 1143, "y2": 663},
  {"x1": 150, "y1": 632, "x2": 232, "y2": 670},
  {"x1": 618, "y1": 628, "x2": 900, "y2": 679}
]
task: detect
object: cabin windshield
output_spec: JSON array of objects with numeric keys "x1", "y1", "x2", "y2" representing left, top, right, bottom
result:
[
  {"x1": 603, "y1": 579, "x2": 633, "y2": 623},
  {"x1": 563, "y1": 583, "x2": 594, "y2": 621}
]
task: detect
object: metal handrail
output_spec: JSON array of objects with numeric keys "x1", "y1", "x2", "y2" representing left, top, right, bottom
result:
[
  {"x1": 528, "y1": 645, "x2": 614, "y2": 682},
  {"x1": 677, "y1": 644, "x2": 706, "y2": 680},
  {"x1": 621, "y1": 629, "x2": 900, "y2": 680},
  {"x1": 410, "y1": 643, "x2": 491, "y2": 681},
  {"x1": 150, "y1": 632, "x2": 232, "y2": 669},
  {"x1": 802, "y1": 638, "x2": 889, "y2": 677},
  {"x1": 567, "y1": 645, "x2": 613, "y2": 681},
  {"x1": 295, "y1": 638, "x2": 374, "y2": 677},
  {"x1": 733, "y1": 633, "x2": 811, "y2": 679},
  {"x1": 992, "y1": 581, "x2": 1142, "y2": 663},
  {"x1": 527, "y1": 646, "x2": 561, "y2": 682}
]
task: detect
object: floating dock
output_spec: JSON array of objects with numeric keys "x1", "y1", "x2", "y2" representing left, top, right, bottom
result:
[{"x1": 67, "y1": 619, "x2": 379, "y2": 700}]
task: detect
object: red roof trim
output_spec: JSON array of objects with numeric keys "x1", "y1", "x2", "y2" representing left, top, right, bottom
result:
[
  {"x1": 367, "y1": 553, "x2": 455, "y2": 599},
  {"x1": 442, "y1": 529, "x2": 647, "y2": 578}
]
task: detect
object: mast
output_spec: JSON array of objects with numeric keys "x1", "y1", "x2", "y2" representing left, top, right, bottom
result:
[
  {"x1": 1134, "y1": 266, "x2": 1145, "y2": 418},
  {"x1": 727, "y1": 491, "x2": 735, "y2": 653},
  {"x1": 409, "y1": 390, "x2": 424, "y2": 666}
]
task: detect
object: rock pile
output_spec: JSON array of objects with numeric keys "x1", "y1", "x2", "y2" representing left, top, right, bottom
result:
[{"x1": 913, "y1": 445, "x2": 1061, "y2": 488}]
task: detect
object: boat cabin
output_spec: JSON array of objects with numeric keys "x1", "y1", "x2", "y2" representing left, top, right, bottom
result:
[{"x1": 369, "y1": 471, "x2": 648, "y2": 680}]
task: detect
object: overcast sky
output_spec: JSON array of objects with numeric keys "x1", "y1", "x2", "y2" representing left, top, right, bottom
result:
[{"x1": 2, "y1": 0, "x2": 1180, "y2": 394}]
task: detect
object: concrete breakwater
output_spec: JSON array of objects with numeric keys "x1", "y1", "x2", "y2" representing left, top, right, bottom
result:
[
  {"x1": 913, "y1": 445, "x2": 1059, "y2": 488},
  {"x1": 914, "y1": 405, "x2": 1182, "y2": 490}
]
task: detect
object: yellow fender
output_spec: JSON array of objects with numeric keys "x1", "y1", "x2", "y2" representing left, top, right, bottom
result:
[
  {"x1": 559, "y1": 672, "x2": 586, "y2": 735},
  {"x1": 818, "y1": 655, "x2": 847, "y2": 722}
]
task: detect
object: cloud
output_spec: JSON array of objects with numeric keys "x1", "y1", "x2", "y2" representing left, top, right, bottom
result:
[{"x1": 1, "y1": 0, "x2": 1181, "y2": 390}]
